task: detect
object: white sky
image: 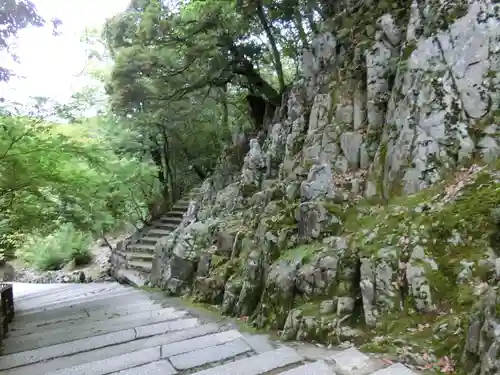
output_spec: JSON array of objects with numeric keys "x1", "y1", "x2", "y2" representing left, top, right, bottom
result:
[{"x1": 0, "y1": 0, "x2": 129, "y2": 104}]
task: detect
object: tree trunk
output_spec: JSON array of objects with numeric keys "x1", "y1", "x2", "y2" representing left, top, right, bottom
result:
[
  {"x1": 255, "y1": 0, "x2": 286, "y2": 93},
  {"x1": 221, "y1": 84, "x2": 229, "y2": 135},
  {"x1": 294, "y1": 12, "x2": 308, "y2": 48},
  {"x1": 226, "y1": 39, "x2": 281, "y2": 106}
]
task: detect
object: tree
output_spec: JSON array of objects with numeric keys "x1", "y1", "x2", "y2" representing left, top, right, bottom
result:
[
  {"x1": 0, "y1": 0, "x2": 61, "y2": 83},
  {"x1": 100, "y1": 0, "x2": 328, "y2": 213},
  {"x1": 0, "y1": 98, "x2": 158, "y2": 269}
]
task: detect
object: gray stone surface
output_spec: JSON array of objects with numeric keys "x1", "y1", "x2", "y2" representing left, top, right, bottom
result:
[
  {"x1": 5, "y1": 324, "x2": 221, "y2": 375},
  {"x1": 161, "y1": 330, "x2": 242, "y2": 358},
  {"x1": 12, "y1": 292, "x2": 151, "y2": 325},
  {"x1": 169, "y1": 338, "x2": 252, "y2": 370},
  {"x1": 6, "y1": 308, "x2": 187, "y2": 353},
  {"x1": 15, "y1": 284, "x2": 127, "y2": 309},
  {"x1": 371, "y1": 363, "x2": 419, "y2": 375},
  {"x1": 13, "y1": 296, "x2": 153, "y2": 322},
  {"x1": 189, "y1": 347, "x2": 304, "y2": 375},
  {"x1": 47, "y1": 347, "x2": 162, "y2": 375},
  {"x1": 134, "y1": 318, "x2": 200, "y2": 338},
  {"x1": 8, "y1": 301, "x2": 165, "y2": 338},
  {"x1": 278, "y1": 360, "x2": 332, "y2": 375},
  {"x1": 15, "y1": 284, "x2": 124, "y2": 303},
  {"x1": 3, "y1": 282, "x2": 421, "y2": 375},
  {"x1": 15, "y1": 289, "x2": 148, "y2": 316},
  {"x1": 110, "y1": 360, "x2": 177, "y2": 375},
  {"x1": 328, "y1": 347, "x2": 372, "y2": 373},
  {"x1": 240, "y1": 333, "x2": 275, "y2": 354},
  {"x1": 0, "y1": 318, "x2": 199, "y2": 370}
]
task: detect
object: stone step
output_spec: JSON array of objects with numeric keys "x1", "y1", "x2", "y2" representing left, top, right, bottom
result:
[
  {"x1": 174, "y1": 201, "x2": 190, "y2": 208},
  {"x1": 0, "y1": 317, "x2": 201, "y2": 372},
  {"x1": 3, "y1": 282, "x2": 422, "y2": 375},
  {"x1": 12, "y1": 290, "x2": 152, "y2": 325},
  {"x1": 151, "y1": 222, "x2": 178, "y2": 231},
  {"x1": 370, "y1": 363, "x2": 419, "y2": 374},
  {"x1": 9, "y1": 300, "x2": 165, "y2": 337},
  {"x1": 72, "y1": 330, "x2": 250, "y2": 375},
  {"x1": 11, "y1": 283, "x2": 90, "y2": 302},
  {"x1": 136, "y1": 236, "x2": 160, "y2": 245},
  {"x1": 326, "y1": 347, "x2": 386, "y2": 374},
  {"x1": 7, "y1": 324, "x2": 221, "y2": 375},
  {"x1": 170, "y1": 337, "x2": 252, "y2": 371},
  {"x1": 14, "y1": 287, "x2": 146, "y2": 317},
  {"x1": 155, "y1": 216, "x2": 182, "y2": 225},
  {"x1": 126, "y1": 243, "x2": 156, "y2": 253},
  {"x1": 15, "y1": 283, "x2": 127, "y2": 310},
  {"x1": 5, "y1": 307, "x2": 188, "y2": 353},
  {"x1": 278, "y1": 360, "x2": 332, "y2": 374},
  {"x1": 127, "y1": 259, "x2": 153, "y2": 273},
  {"x1": 189, "y1": 346, "x2": 304, "y2": 375},
  {"x1": 147, "y1": 228, "x2": 176, "y2": 237},
  {"x1": 123, "y1": 251, "x2": 155, "y2": 262},
  {"x1": 165, "y1": 210, "x2": 185, "y2": 218}
]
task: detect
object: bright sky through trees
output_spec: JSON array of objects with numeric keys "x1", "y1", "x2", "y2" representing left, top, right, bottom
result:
[{"x1": 0, "y1": 0, "x2": 129, "y2": 104}]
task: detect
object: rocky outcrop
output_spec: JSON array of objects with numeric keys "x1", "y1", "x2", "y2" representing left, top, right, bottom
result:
[{"x1": 149, "y1": 0, "x2": 500, "y2": 372}]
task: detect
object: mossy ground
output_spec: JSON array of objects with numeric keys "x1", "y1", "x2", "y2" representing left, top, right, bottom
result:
[
  {"x1": 342, "y1": 162, "x2": 500, "y2": 370},
  {"x1": 179, "y1": 296, "x2": 281, "y2": 339}
]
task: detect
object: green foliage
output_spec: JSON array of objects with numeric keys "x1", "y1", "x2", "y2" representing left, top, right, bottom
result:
[
  {"x1": 16, "y1": 224, "x2": 93, "y2": 271},
  {"x1": 0, "y1": 108, "x2": 159, "y2": 269},
  {"x1": 98, "y1": 0, "x2": 324, "y2": 202}
]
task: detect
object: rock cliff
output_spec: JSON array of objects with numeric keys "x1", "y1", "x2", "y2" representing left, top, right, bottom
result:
[{"x1": 148, "y1": 0, "x2": 500, "y2": 373}]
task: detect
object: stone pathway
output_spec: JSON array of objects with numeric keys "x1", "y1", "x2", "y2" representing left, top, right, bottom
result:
[
  {"x1": 112, "y1": 188, "x2": 200, "y2": 286},
  {"x1": 0, "y1": 282, "x2": 421, "y2": 375}
]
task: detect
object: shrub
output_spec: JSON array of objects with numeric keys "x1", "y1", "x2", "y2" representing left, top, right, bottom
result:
[{"x1": 16, "y1": 223, "x2": 93, "y2": 271}]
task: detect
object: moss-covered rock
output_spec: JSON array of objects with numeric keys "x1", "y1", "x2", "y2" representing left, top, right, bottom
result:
[{"x1": 147, "y1": 2, "x2": 500, "y2": 370}]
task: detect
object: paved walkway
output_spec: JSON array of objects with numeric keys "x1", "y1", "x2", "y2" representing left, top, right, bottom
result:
[{"x1": 0, "y1": 282, "x2": 418, "y2": 375}]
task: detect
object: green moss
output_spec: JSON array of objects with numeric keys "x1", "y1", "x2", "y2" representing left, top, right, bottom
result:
[
  {"x1": 179, "y1": 296, "x2": 277, "y2": 337},
  {"x1": 240, "y1": 183, "x2": 259, "y2": 198},
  {"x1": 298, "y1": 301, "x2": 324, "y2": 317},
  {"x1": 139, "y1": 285, "x2": 162, "y2": 293},
  {"x1": 342, "y1": 164, "x2": 500, "y2": 363},
  {"x1": 279, "y1": 243, "x2": 321, "y2": 264},
  {"x1": 211, "y1": 257, "x2": 238, "y2": 281}
]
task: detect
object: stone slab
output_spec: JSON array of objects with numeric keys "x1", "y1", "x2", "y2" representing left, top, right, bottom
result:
[
  {"x1": 161, "y1": 330, "x2": 242, "y2": 358},
  {"x1": 115, "y1": 269, "x2": 148, "y2": 287},
  {"x1": 240, "y1": 333, "x2": 275, "y2": 354},
  {"x1": 8, "y1": 301, "x2": 165, "y2": 338},
  {"x1": 16, "y1": 283, "x2": 125, "y2": 305},
  {"x1": 16, "y1": 284, "x2": 126, "y2": 308},
  {"x1": 370, "y1": 363, "x2": 419, "y2": 375},
  {"x1": 0, "y1": 328, "x2": 135, "y2": 371},
  {"x1": 328, "y1": 347, "x2": 371, "y2": 374},
  {"x1": 190, "y1": 347, "x2": 303, "y2": 375},
  {"x1": 169, "y1": 338, "x2": 251, "y2": 370},
  {"x1": 135, "y1": 318, "x2": 200, "y2": 339},
  {"x1": 278, "y1": 360, "x2": 333, "y2": 375},
  {"x1": 16, "y1": 288, "x2": 145, "y2": 316},
  {"x1": 12, "y1": 283, "x2": 87, "y2": 301},
  {"x1": 110, "y1": 360, "x2": 177, "y2": 375},
  {"x1": 5, "y1": 323, "x2": 219, "y2": 375},
  {"x1": 11, "y1": 291, "x2": 152, "y2": 325},
  {"x1": 0, "y1": 318, "x2": 199, "y2": 371},
  {"x1": 5, "y1": 308, "x2": 186, "y2": 353},
  {"x1": 47, "y1": 347, "x2": 161, "y2": 375}
]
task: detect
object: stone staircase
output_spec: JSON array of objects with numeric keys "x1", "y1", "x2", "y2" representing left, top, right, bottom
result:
[
  {"x1": 112, "y1": 188, "x2": 200, "y2": 285},
  {"x1": 1, "y1": 282, "x2": 422, "y2": 375}
]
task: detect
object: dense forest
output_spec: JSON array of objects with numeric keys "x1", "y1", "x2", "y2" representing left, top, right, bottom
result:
[{"x1": 0, "y1": 0, "x2": 331, "y2": 270}]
